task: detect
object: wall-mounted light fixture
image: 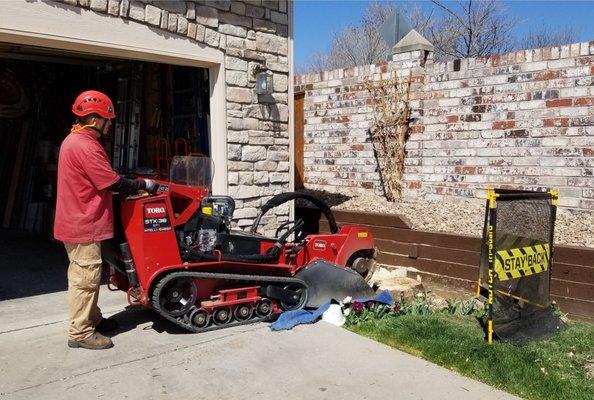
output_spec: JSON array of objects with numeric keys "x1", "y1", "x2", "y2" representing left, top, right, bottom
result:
[{"x1": 255, "y1": 67, "x2": 273, "y2": 96}]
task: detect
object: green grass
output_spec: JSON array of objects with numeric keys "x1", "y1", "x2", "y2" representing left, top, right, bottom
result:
[{"x1": 348, "y1": 314, "x2": 594, "y2": 400}]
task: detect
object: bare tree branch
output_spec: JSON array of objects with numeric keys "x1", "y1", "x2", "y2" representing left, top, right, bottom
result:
[
  {"x1": 521, "y1": 24, "x2": 579, "y2": 49},
  {"x1": 298, "y1": 0, "x2": 582, "y2": 72},
  {"x1": 427, "y1": 0, "x2": 517, "y2": 61},
  {"x1": 431, "y1": 0, "x2": 468, "y2": 30},
  {"x1": 299, "y1": 51, "x2": 328, "y2": 74},
  {"x1": 409, "y1": 3, "x2": 434, "y2": 33},
  {"x1": 300, "y1": 1, "x2": 393, "y2": 72}
]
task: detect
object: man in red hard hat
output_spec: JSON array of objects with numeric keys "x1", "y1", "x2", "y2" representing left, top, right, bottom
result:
[{"x1": 55, "y1": 90, "x2": 158, "y2": 350}]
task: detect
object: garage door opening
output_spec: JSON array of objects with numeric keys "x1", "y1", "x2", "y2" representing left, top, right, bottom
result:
[{"x1": 0, "y1": 43, "x2": 211, "y2": 300}]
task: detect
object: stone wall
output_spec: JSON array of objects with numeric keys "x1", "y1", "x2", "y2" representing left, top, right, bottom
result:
[
  {"x1": 53, "y1": 0, "x2": 291, "y2": 232},
  {"x1": 295, "y1": 42, "x2": 594, "y2": 211}
]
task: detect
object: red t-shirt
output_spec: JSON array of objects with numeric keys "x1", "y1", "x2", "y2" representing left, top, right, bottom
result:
[{"x1": 54, "y1": 127, "x2": 119, "y2": 243}]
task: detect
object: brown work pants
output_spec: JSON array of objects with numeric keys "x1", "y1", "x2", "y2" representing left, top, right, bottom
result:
[{"x1": 64, "y1": 242, "x2": 103, "y2": 340}]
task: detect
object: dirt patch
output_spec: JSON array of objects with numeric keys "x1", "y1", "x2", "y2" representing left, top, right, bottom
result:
[
  {"x1": 371, "y1": 265, "x2": 476, "y2": 309},
  {"x1": 586, "y1": 360, "x2": 594, "y2": 381}
]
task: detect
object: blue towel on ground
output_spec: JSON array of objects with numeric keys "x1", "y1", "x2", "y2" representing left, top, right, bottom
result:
[
  {"x1": 270, "y1": 302, "x2": 332, "y2": 331},
  {"x1": 357, "y1": 290, "x2": 395, "y2": 306},
  {"x1": 270, "y1": 291, "x2": 395, "y2": 331}
]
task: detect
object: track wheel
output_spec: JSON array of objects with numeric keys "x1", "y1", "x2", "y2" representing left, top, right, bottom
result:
[
  {"x1": 213, "y1": 307, "x2": 232, "y2": 325},
  {"x1": 255, "y1": 299, "x2": 273, "y2": 317},
  {"x1": 190, "y1": 309, "x2": 210, "y2": 329},
  {"x1": 279, "y1": 284, "x2": 306, "y2": 311},
  {"x1": 234, "y1": 304, "x2": 253, "y2": 321},
  {"x1": 158, "y1": 277, "x2": 197, "y2": 317}
]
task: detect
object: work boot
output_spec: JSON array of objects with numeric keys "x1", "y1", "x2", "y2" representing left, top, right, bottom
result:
[
  {"x1": 68, "y1": 332, "x2": 114, "y2": 350},
  {"x1": 96, "y1": 317, "x2": 118, "y2": 333}
]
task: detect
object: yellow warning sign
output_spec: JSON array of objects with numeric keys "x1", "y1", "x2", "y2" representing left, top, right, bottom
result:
[{"x1": 494, "y1": 243, "x2": 550, "y2": 281}]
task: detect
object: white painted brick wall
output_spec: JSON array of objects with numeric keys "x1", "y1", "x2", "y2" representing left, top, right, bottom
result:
[{"x1": 296, "y1": 40, "x2": 594, "y2": 211}]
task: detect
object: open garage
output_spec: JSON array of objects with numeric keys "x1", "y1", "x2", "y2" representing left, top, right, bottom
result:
[{"x1": 0, "y1": 1, "x2": 231, "y2": 300}]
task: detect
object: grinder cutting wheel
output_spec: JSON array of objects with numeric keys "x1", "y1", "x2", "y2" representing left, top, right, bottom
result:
[{"x1": 104, "y1": 155, "x2": 377, "y2": 333}]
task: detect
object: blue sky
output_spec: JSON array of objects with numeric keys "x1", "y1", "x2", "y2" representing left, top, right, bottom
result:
[{"x1": 294, "y1": 0, "x2": 594, "y2": 69}]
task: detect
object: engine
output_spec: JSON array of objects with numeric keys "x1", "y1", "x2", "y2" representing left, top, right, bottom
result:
[
  {"x1": 178, "y1": 195, "x2": 235, "y2": 253},
  {"x1": 177, "y1": 196, "x2": 278, "y2": 260}
]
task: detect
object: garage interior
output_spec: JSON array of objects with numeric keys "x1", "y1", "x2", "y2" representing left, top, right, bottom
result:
[{"x1": 0, "y1": 43, "x2": 211, "y2": 300}]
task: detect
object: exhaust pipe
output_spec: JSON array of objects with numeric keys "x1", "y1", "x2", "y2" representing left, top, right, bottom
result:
[{"x1": 119, "y1": 243, "x2": 138, "y2": 286}]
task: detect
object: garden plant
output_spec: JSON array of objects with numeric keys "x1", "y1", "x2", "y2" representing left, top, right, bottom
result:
[{"x1": 342, "y1": 295, "x2": 594, "y2": 400}]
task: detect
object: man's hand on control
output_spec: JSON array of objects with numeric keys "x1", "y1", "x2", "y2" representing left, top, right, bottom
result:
[{"x1": 142, "y1": 179, "x2": 159, "y2": 194}]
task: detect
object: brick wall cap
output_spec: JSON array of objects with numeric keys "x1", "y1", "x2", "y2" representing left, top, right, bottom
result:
[{"x1": 392, "y1": 29, "x2": 434, "y2": 54}]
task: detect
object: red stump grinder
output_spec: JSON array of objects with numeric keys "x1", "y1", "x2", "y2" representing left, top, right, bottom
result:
[{"x1": 105, "y1": 156, "x2": 376, "y2": 332}]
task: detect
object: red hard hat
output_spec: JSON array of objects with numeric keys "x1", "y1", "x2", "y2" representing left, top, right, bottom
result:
[{"x1": 71, "y1": 90, "x2": 116, "y2": 119}]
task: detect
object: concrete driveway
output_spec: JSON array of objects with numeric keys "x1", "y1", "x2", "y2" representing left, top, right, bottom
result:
[{"x1": 0, "y1": 286, "x2": 518, "y2": 400}]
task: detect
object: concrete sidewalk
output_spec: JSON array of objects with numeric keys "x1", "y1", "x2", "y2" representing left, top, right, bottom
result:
[{"x1": 0, "y1": 287, "x2": 518, "y2": 400}]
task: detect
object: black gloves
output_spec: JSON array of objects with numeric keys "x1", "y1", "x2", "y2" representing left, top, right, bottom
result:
[
  {"x1": 142, "y1": 179, "x2": 159, "y2": 194},
  {"x1": 109, "y1": 177, "x2": 160, "y2": 196}
]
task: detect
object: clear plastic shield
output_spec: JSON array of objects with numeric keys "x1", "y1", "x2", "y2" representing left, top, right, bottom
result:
[{"x1": 169, "y1": 155, "x2": 214, "y2": 190}]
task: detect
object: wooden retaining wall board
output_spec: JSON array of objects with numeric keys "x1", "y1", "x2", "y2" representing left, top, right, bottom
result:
[{"x1": 297, "y1": 207, "x2": 594, "y2": 322}]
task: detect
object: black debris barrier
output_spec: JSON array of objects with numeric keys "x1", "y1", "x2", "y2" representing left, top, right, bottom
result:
[{"x1": 477, "y1": 188, "x2": 565, "y2": 345}]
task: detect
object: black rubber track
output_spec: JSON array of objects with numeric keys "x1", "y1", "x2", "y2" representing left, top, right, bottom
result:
[{"x1": 151, "y1": 271, "x2": 309, "y2": 333}]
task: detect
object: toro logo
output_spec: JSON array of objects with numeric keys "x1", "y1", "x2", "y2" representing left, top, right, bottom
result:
[
  {"x1": 313, "y1": 240, "x2": 327, "y2": 250},
  {"x1": 144, "y1": 204, "x2": 167, "y2": 218}
]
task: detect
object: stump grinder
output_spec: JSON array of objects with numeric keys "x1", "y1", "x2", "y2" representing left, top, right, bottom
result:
[{"x1": 104, "y1": 156, "x2": 376, "y2": 332}]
